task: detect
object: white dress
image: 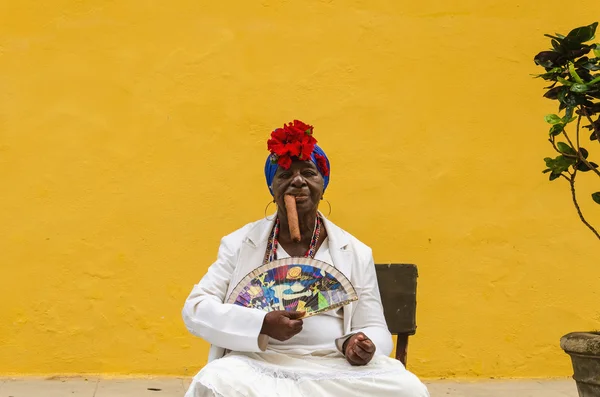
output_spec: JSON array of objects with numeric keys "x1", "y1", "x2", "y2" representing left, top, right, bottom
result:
[{"x1": 184, "y1": 238, "x2": 429, "y2": 397}]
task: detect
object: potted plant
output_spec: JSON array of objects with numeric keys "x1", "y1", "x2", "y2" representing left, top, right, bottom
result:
[{"x1": 533, "y1": 22, "x2": 600, "y2": 397}]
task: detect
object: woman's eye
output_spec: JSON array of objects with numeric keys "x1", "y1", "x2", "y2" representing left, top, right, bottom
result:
[
  {"x1": 278, "y1": 173, "x2": 291, "y2": 178},
  {"x1": 303, "y1": 171, "x2": 317, "y2": 177}
]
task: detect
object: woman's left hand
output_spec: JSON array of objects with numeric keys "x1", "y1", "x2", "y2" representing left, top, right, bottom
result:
[{"x1": 343, "y1": 332, "x2": 376, "y2": 366}]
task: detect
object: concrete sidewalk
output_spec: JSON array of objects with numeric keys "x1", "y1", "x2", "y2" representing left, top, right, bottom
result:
[{"x1": 0, "y1": 377, "x2": 579, "y2": 396}]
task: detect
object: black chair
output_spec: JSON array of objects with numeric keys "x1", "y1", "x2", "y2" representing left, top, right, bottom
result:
[{"x1": 374, "y1": 263, "x2": 418, "y2": 367}]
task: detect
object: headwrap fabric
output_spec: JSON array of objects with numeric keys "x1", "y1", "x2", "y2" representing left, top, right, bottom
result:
[{"x1": 264, "y1": 144, "x2": 330, "y2": 196}]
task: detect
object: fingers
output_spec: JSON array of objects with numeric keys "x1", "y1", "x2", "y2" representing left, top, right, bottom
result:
[
  {"x1": 280, "y1": 316, "x2": 303, "y2": 338},
  {"x1": 289, "y1": 319, "x2": 303, "y2": 333},
  {"x1": 345, "y1": 334, "x2": 375, "y2": 366},
  {"x1": 286, "y1": 311, "x2": 306, "y2": 320},
  {"x1": 353, "y1": 333, "x2": 374, "y2": 351},
  {"x1": 345, "y1": 338, "x2": 361, "y2": 363},
  {"x1": 346, "y1": 346, "x2": 367, "y2": 365},
  {"x1": 282, "y1": 311, "x2": 304, "y2": 335},
  {"x1": 281, "y1": 316, "x2": 303, "y2": 328},
  {"x1": 351, "y1": 343, "x2": 371, "y2": 360},
  {"x1": 263, "y1": 311, "x2": 305, "y2": 341},
  {"x1": 357, "y1": 339, "x2": 375, "y2": 354}
]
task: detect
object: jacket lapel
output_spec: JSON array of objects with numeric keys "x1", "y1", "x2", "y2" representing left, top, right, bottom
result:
[
  {"x1": 225, "y1": 217, "x2": 274, "y2": 299},
  {"x1": 321, "y1": 215, "x2": 352, "y2": 281},
  {"x1": 321, "y1": 216, "x2": 356, "y2": 334}
]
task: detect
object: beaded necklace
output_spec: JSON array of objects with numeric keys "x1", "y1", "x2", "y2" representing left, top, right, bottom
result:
[{"x1": 263, "y1": 215, "x2": 322, "y2": 265}]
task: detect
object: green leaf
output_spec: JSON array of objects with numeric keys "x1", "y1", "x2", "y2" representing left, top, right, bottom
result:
[
  {"x1": 571, "y1": 83, "x2": 589, "y2": 92},
  {"x1": 558, "y1": 89, "x2": 569, "y2": 104},
  {"x1": 557, "y1": 76, "x2": 573, "y2": 86},
  {"x1": 566, "y1": 46, "x2": 593, "y2": 57},
  {"x1": 545, "y1": 114, "x2": 562, "y2": 124},
  {"x1": 535, "y1": 72, "x2": 559, "y2": 81},
  {"x1": 576, "y1": 161, "x2": 598, "y2": 172},
  {"x1": 542, "y1": 168, "x2": 552, "y2": 173},
  {"x1": 544, "y1": 86, "x2": 561, "y2": 99},
  {"x1": 588, "y1": 75, "x2": 600, "y2": 85},
  {"x1": 569, "y1": 63, "x2": 585, "y2": 83},
  {"x1": 552, "y1": 39, "x2": 562, "y2": 51},
  {"x1": 594, "y1": 44, "x2": 600, "y2": 58},
  {"x1": 565, "y1": 106, "x2": 575, "y2": 120},
  {"x1": 534, "y1": 51, "x2": 565, "y2": 68},
  {"x1": 580, "y1": 61, "x2": 600, "y2": 71},
  {"x1": 545, "y1": 154, "x2": 575, "y2": 175},
  {"x1": 550, "y1": 124, "x2": 565, "y2": 136},
  {"x1": 557, "y1": 142, "x2": 576, "y2": 155},
  {"x1": 566, "y1": 22, "x2": 598, "y2": 44},
  {"x1": 592, "y1": 192, "x2": 600, "y2": 204},
  {"x1": 549, "y1": 172, "x2": 561, "y2": 181}
]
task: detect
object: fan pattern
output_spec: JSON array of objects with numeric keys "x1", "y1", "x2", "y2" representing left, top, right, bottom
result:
[{"x1": 226, "y1": 257, "x2": 358, "y2": 317}]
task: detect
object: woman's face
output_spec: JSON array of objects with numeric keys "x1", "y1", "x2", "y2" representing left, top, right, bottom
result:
[{"x1": 272, "y1": 160, "x2": 324, "y2": 217}]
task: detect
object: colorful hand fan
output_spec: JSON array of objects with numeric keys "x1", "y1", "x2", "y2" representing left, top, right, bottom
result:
[{"x1": 226, "y1": 257, "x2": 358, "y2": 318}]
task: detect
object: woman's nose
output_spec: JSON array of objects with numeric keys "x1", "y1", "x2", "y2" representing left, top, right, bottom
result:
[{"x1": 291, "y1": 174, "x2": 306, "y2": 187}]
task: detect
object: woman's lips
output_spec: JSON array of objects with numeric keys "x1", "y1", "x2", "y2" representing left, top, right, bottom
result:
[{"x1": 294, "y1": 196, "x2": 309, "y2": 202}]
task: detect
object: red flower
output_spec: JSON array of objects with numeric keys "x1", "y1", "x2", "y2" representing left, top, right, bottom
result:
[
  {"x1": 267, "y1": 128, "x2": 288, "y2": 156},
  {"x1": 314, "y1": 153, "x2": 330, "y2": 176},
  {"x1": 266, "y1": 120, "x2": 317, "y2": 169},
  {"x1": 277, "y1": 155, "x2": 292, "y2": 169},
  {"x1": 289, "y1": 120, "x2": 313, "y2": 136},
  {"x1": 285, "y1": 141, "x2": 302, "y2": 157},
  {"x1": 300, "y1": 134, "x2": 317, "y2": 160}
]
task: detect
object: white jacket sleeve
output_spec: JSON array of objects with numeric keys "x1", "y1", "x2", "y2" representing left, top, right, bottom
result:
[
  {"x1": 335, "y1": 248, "x2": 393, "y2": 356},
  {"x1": 182, "y1": 233, "x2": 268, "y2": 352}
]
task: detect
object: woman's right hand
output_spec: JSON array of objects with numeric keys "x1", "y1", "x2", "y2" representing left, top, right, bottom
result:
[{"x1": 260, "y1": 310, "x2": 304, "y2": 341}]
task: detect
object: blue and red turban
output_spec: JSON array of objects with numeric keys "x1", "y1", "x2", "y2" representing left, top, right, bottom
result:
[{"x1": 264, "y1": 120, "x2": 330, "y2": 196}]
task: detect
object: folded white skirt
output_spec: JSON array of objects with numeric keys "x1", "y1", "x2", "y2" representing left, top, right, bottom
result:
[{"x1": 185, "y1": 351, "x2": 429, "y2": 397}]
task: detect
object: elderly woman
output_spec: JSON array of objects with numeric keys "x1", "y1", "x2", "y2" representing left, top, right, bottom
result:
[{"x1": 182, "y1": 120, "x2": 429, "y2": 397}]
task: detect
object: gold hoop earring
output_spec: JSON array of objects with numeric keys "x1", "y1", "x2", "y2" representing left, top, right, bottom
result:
[
  {"x1": 264, "y1": 200, "x2": 277, "y2": 221},
  {"x1": 321, "y1": 198, "x2": 332, "y2": 218}
]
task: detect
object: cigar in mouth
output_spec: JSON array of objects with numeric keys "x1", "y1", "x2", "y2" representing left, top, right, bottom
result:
[{"x1": 284, "y1": 194, "x2": 301, "y2": 242}]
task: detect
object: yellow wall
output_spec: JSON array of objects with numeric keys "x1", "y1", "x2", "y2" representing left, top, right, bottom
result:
[{"x1": 1, "y1": 0, "x2": 599, "y2": 379}]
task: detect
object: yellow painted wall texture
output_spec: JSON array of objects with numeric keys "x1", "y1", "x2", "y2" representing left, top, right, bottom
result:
[{"x1": 1, "y1": 0, "x2": 599, "y2": 379}]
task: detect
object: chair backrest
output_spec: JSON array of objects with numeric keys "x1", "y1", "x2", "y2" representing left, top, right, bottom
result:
[{"x1": 374, "y1": 263, "x2": 418, "y2": 335}]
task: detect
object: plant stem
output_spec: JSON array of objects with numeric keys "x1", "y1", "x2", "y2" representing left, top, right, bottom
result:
[
  {"x1": 576, "y1": 114, "x2": 581, "y2": 149},
  {"x1": 568, "y1": 170, "x2": 600, "y2": 240},
  {"x1": 563, "y1": 129, "x2": 576, "y2": 148},
  {"x1": 560, "y1": 174, "x2": 572, "y2": 182},
  {"x1": 550, "y1": 136, "x2": 574, "y2": 157},
  {"x1": 563, "y1": 129, "x2": 600, "y2": 177}
]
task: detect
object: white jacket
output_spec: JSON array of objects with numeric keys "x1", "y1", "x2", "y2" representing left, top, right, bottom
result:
[{"x1": 182, "y1": 215, "x2": 393, "y2": 362}]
